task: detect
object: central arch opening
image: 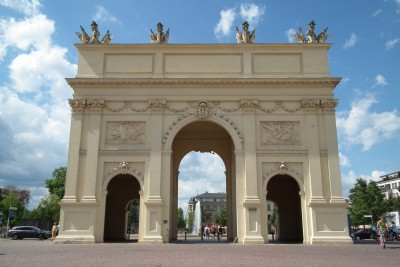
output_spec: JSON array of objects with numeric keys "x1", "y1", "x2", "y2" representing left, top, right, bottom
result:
[{"x1": 170, "y1": 121, "x2": 237, "y2": 242}]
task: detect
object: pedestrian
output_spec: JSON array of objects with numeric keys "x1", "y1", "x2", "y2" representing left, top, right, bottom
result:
[
  {"x1": 51, "y1": 222, "x2": 58, "y2": 240},
  {"x1": 200, "y1": 225, "x2": 204, "y2": 241},
  {"x1": 211, "y1": 224, "x2": 216, "y2": 239},
  {"x1": 204, "y1": 225, "x2": 210, "y2": 239},
  {"x1": 377, "y1": 215, "x2": 387, "y2": 248},
  {"x1": 218, "y1": 225, "x2": 223, "y2": 241}
]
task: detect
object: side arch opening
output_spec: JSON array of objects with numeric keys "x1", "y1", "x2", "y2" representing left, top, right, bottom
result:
[
  {"x1": 104, "y1": 174, "x2": 141, "y2": 241},
  {"x1": 267, "y1": 175, "x2": 303, "y2": 243}
]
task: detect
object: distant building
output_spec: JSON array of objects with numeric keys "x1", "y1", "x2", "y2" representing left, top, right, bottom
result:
[
  {"x1": 187, "y1": 192, "x2": 226, "y2": 225},
  {"x1": 377, "y1": 171, "x2": 400, "y2": 199},
  {"x1": 188, "y1": 192, "x2": 276, "y2": 226}
]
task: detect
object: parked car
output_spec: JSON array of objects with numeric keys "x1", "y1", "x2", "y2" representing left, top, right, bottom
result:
[
  {"x1": 7, "y1": 226, "x2": 51, "y2": 240},
  {"x1": 352, "y1": 228, "x2": 377, "y2": 240}
]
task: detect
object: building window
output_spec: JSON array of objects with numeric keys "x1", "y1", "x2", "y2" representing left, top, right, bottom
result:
[{"x1": 267, "y1": 204, "x2": 271, "y2": 211}]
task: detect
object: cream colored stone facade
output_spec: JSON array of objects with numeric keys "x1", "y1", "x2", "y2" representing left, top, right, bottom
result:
[{"x1": 56, "y1": 43, "x2": 352, "y2": 244}]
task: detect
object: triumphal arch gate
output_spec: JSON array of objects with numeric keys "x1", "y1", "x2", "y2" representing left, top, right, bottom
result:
[{"x1": 56, "y1": 22, "x2": 351, "y2": 244}]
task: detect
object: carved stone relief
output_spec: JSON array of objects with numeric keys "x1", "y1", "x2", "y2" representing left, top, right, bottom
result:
[
  {"x1": 261, "y1": 121, "x2": 300, "y2": 145},
  {"x1": 106, "y1": 121, "x2": 145, "y2": 144}
]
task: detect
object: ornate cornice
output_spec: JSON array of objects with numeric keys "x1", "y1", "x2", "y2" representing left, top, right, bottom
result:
[{"x1": 66, "y1": 77, "x2": 341, "y2": 89}]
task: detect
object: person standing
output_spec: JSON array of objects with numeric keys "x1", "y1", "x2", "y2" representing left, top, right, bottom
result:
[
  {"x1": 51, "y1": 222, "x2": 58, "y2": 240},
  {"x1": 204, "y1": 225, "x2": 210, "y2": 239},
  {"x1": 377, "y1": 215, "x2": 387, "y2": 248}
]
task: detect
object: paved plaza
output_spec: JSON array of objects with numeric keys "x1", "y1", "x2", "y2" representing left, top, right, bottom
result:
[{"x1": 0, "y1": 237, "x2": 399, "y2": 266}]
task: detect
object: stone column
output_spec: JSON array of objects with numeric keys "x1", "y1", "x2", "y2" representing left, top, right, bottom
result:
[
  {"x1": 302, "y1": 99, "x2": 325, "y2": 203},
  {"x1": 63, "y1": 99, "x2": 86, "y2": 202},
  {"x1": 82, "y1": 99, "x2": 104, "y2": 202},
  {"x1": 240, "y1": 100, "x2": 264, "y2": 244},
  {"x1": 142, "y1": 100, "x2": 165, "y2": 243}
]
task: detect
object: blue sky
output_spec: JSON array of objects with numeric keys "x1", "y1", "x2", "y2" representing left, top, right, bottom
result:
[{"x1": 0, "y1": 0, "x2": 399, "y2": 213}]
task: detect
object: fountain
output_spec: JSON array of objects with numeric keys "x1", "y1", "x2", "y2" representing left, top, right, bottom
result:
[{"x1": 191, "y1": 200, "x2": 201, "y2": 235}]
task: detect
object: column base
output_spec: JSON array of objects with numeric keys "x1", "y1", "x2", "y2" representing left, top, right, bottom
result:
[
  {"x1": 54, "y1": 234, "x2": 95, "y2": 244},
  {"x1": 242, "y1": 235, "x2": 266, "y2": 244},
  {"x1": 140, "y1": 235, "x2": 164, "y2": 244},
  {"x1": 311, "y1": 236, "x2": 353, "y2": 245}
]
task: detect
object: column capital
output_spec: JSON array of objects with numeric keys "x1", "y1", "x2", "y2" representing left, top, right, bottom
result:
[
  {"x1": 68, "y1": 99, "x2": 86, "y2": 113},
  {"x1": 87, "y1": 99, "x2": 104, "y2": 113}
]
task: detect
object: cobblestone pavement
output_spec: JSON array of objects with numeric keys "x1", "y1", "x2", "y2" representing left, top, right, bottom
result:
[{"x1": 1, "y1": 237, "x2": 399, "y2": 267}]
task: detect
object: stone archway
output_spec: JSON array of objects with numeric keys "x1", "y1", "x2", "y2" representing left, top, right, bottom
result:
[
  {"x1": 58, "y1": 43, "x2": 352, "y2": 245},
  {"x1": 267, "y1": 175, "x2": 303, "y2": 242},
  {"x1": 104, "y1": 174, "x2": 141, "y2": 241},
  {"x1": 170, "y1": 120, "x2": 236, "y2": 241}
]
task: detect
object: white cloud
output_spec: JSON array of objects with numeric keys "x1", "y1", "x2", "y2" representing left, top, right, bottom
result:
[
  {"x1": 0, "y1": 7, "x2": 77, "y2": 210},
  {"x1": 0, "y1": 14, "x2": 55, "y2": 63},
  {"x1": 214, "y1": 8, "x2": 236, "y2": 38},
  {"x1": 337, "y1": 93, "x2": 400, "y2": 151},
  {"x1": 374, "y1": 74, "x2": 388, "y2": 87},
  {"x1": 285, "y1": 28, "x2": 296, "y2": 43},
  {"x1": 385, "y1": 38, "x2": 399, "y2": 50},
  {"x1": 341, "y1": 77, "x2": 350, "y2": 83},
  {"x1": 93, "y1": 5, "x2": 119, "y2": 23},
  {"x1": 343, "y1": 33, "x2": 358, "y2": 49},
  {"x1": 372, "y1": 9, "x2": 382, "y2": 17},
  {"x1": 178, "y1": 152, "x2": 226, "y2": 213},
  {"x1": 0, "y1": 0, "x2": 41, "y2": 16},
  {"x1": 339, "y1": 152, "x2": 351, "y2": 167},
  {"x1": 239, "y1": 3, "x2": 265, "y2": 26}
]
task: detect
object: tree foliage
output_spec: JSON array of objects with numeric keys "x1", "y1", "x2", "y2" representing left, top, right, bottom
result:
[
  {"x1": 128, "y1": 200, "x2": 139, "y2": 224},
  {"x1": 31, "y1": 194, "x2": 61, "y2": 222},
  {"x1": 0, "y1": 185, "x2": 30, "y2": 207},
  {"x1": 269, "y1": 206, "x2": 277, "y2": 227},
  {"x1": 45, "y1": 167, "x2": 67, "y2": 199},
  {"x1": 348, "y1": 178, "x2": 385, "y2": 225},
  {"x1": 186, "y1": 212, "x2": 194, "y2": 230},
  {"x1": 0, "y1": 192, "x2": 24, "y2": 226},
  {"x1": 177, "y1": 207, "x2": 186, "y2": 229}
]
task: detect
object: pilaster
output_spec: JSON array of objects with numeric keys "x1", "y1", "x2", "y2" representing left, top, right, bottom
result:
[
  {"x1": 63, "y1": 99, "x2": 86, "y2": 202},
  {"x1": 82, "y1": 99, "x2": 104, "y2": 202},
  {"x1": 302, "y1": 99, "x2": 325, "y2": 203}
]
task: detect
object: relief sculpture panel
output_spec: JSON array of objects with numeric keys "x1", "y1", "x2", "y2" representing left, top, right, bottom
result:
[
  {"x1": 261, "y1": 121, "x2": 300, "y2": 145},
  {"x1": 106, "y1": 121, "x2": 145, "y2": 144}
]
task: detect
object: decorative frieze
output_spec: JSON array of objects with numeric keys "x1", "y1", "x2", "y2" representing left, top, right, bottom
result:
[
  {"x1": 301, "y1": 99, "x2": 320, "y2": 112},
  {"x1": 261, "y1": 121, "x2": 300, "y2": 145},
  {"x1": 149, "y1": 99, "x2": 166, "y2": 112},
  {"x1": 68, "y1": 99, "x2": 86, "y2": 113},
  {"x1": 106, "y1": 121, "x2": 145, "y2": 144},
  {"x1": 240, "y1": 99, "x2": 258, "y2": 112},
  {"x1": 320, "y1": 99, "x2": 338, "y2": 112},
  {"x1": 193, "y1": 101, "x2": 217, "y2": 120},
  {"x1": 87, "y1": 99, "x2": 104, "y2": 112}
]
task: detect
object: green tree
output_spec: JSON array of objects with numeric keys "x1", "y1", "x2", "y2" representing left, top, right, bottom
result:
[
  {"x1": 387, "y1": 193, "x2": 400, "y2": 211},
  {"x1": 269, "y1": 207, "x2": 277, "y2": 227},
  {"x1": 186, "y1": 212, "x2": 194, "y2": 230},
  {"x1": 348, "y1": 178, "x2": 385, "y2": 226},
  {"x1": 219, "y1": 208, "x2": 227, "y2": 226},
  {"x1": 177, "y1": 207, "x2": 186, "y2": 229},
  {"x1": 0, "y1": 192, "x2": 24, "y2": 227},
  {"x1": 128, "y1": 200, "x2": 140, "y2": 224},
  {"x1": 31, "y1": 194, "x2": 61, "y2": 222},
  {"x1": 45, "y1": 167, "x2": 67, "y2": 199},
  {"x1": 0, "y1": 185, "x2": 30, "y2": 207}
]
